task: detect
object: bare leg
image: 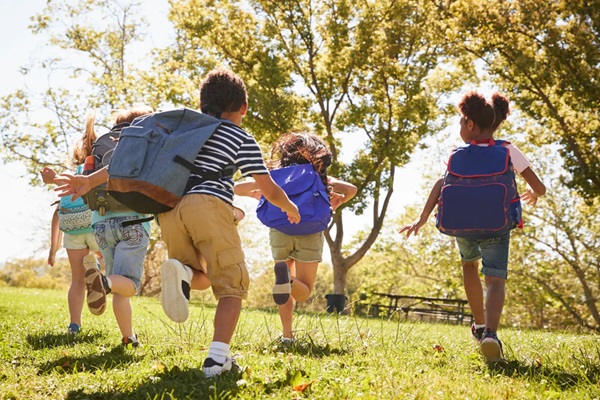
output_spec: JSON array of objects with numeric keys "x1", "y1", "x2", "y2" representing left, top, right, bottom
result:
[
  {"x1": 191, "y1": 269, "x2": 211, "y2": 290},
  {"x1": 278, "y1": 297, "x2": 294, "y2": 338},
  {"x1": 66, "y1": 248, "x2": 89, "y2": 326},
  {"x1": 289, "y1": 260, "x2": 318, "y2": 302},
  {"x1": 108, "y1": 275, "x2": 136, "y2": 339},
  {"x1": 462, "y1": 260, "x2": 485, "y2": 325},
  {"x1": 484, "y1": 275, "x2": 506, "y2": 332},
  {"x1": 112, "y1": 294, "x2": 133, "y2": 339},
  {"x1": 213, "y1": 296, "x2": 242, "y2": 344}
]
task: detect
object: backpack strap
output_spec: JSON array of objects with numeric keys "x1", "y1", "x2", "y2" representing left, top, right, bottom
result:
[
  {"x1": 174, "y1": 156, "x2": 237, "y2": 179},
  {"x1": 121, "y1": 215, "x2": 154, "y2": 227}
]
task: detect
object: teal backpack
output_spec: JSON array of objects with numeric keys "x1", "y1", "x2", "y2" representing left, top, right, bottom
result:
[{"x1": 57, "y1": 166, "x2": 93, "y2": 234}]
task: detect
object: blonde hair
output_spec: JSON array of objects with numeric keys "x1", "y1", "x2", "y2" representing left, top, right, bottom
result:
[
  {"x1": 112, "y1": 105, "x2": 154, "y2": 125},
  {"x1": 72, "y1": 105, "x2": 153, "y2": 166},
  {"x1": 72, "y1": 111, "x2": 98, "y2": 165}
]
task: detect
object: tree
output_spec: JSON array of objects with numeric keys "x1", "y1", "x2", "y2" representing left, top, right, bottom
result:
[
  {"x1": 0, "y1": 0, "x2": 170, "y2": 294},
  {"x1": 164, "y1": 0, "x2": 460, "y2": 294},
  {"x1": 451, "y1": 0, "x2": 600, "y2": 201},
  {"x1": 0, "y1": 0, "x2": 159, "y2": 181}
]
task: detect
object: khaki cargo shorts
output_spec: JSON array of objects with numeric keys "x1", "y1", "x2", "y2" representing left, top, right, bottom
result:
[{"x1": 158, "y1": 194, "x2": 249, "y2": 299}]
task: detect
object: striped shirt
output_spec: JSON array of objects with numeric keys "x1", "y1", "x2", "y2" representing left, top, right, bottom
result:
[{"x1": 185, "y1": 122, "x2": 268, "y2": 204}]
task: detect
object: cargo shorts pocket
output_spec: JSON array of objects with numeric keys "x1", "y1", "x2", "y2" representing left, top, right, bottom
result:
[{"x1": 215, "y1": 248, "x2": 249, "y2": 293}]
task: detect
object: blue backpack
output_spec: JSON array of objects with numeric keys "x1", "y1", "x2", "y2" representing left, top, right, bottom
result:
[
  {"x1": 256, "y1": 164, "x2": 331, "y2": 235},
  {"x1": 435, "y1": 139, "x2": 522, "y2": 239},
  {"x1": 107, "y1": 108, "x2": 236, "y2": 214}
]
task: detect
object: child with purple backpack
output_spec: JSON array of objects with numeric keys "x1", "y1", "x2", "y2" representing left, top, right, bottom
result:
[
  {"x1": 235, "y1": 132, "x2": 356, "y2": 342},
  {"x1": 400, "y1": 91, "x2": 546, "y2": 362}
]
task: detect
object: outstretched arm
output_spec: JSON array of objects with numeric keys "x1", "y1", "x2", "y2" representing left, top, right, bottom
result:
[
  {"x1": 252, "y1": 173, "x2": 300, "y2": 224},
  {"x1": 48, "y1": 207, "x2": 62, "y2": 267},
  {"x1": 54, "y1": 166, "x2": 109, "y2": 199},
  {"x1": 328, "y1": 177, "x2": 357, "y2": 211},
  {"x1": 519, "y1": 167, "x2": 546, "y2": 207},
  {"x1": 233, "y1": 180, "x2": 262, "y2": 200},
  {"x1": 399, "y1": 178, "x2": 442, "y2": 238}
]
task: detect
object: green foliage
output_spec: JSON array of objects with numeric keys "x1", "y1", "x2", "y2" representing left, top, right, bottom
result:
[
  {"x1": 1, "y1": 287, "x2": 600, "y2": 399},
  {"x1": 164, "y1": 0, "x2": 462, "y2": 293},
  {"x1": 0, "y1": 0, "x2": 159, "y2": 181},
  {"x1": 0, "y1": 258, "x2": 70, "y2": 290}
]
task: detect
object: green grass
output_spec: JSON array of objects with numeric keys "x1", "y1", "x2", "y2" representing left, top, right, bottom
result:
[{"x1": 1, "y1": 287, "x2": 599, "y2": 399}]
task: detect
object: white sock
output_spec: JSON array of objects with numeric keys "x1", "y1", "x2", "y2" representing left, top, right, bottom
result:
[
  {"x1": 104, "y1": 276, "x2": 113, "y2": 290},
  {"x1": 208, "y1": 341, "x2": 230, "y2": 364},
  {"x1": 474, "y1": 323, "x2": 485, "y2": 329}
]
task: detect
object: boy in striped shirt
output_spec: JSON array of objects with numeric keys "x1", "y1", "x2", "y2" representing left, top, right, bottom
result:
[{"x1": 158, "y1": 68, "x2": 300, "y2": 378}]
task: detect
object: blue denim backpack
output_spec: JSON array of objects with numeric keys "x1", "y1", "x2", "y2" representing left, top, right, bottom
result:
[
  {"x1": 107, "y1": 108, "x2": 235, "y2": 214},
  {"x1": 256, "y1": 164, "x2": 331, "y2": 235},
  {"x1": 435, "y1": 139, "x2": 522, "y2": 239}
]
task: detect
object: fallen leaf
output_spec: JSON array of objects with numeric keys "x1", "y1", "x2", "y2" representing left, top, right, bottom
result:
[{"x1": 293, "y1": 380, "x2": 316, "y2": 392}]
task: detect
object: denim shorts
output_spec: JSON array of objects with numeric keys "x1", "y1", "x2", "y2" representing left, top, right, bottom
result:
[
  {"x1": 269, "y1": 229, "x2": 324, "y2": 263},
  {"x1": 455, "y1": 232, "x2": 510, "y2": 279},
  {"x1": 63, "y1": 231, "x2": 99, "y2": 252},
  {"x1": 93, "y1": 216, "x2": 149, "y2": 292}
]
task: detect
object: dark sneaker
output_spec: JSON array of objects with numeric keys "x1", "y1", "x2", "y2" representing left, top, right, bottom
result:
[
  {"x1": 122, "y1": 334, "x2": 141, "y2": 348},
  {"x1": 471, "y1": 323, "x2": 485, "y2": 342},
  {"x1": 83, "y1": 254, "x2": 106, "y2": 316},
  {"x1": 480, "y1": 331, "x2": 505, "y2": 362},
  {"x1": 161, "y1": 259, "x2": 191, "y2": 323},
  {"x1": 202, "y1": 357, "x2": 240, "y2": 378},
  {"x1": 67, "y1": 323, "x2": 80, "y2": 334},
  {"x1": 272, "y1": 262, "x2": 291, "y2": 305}
]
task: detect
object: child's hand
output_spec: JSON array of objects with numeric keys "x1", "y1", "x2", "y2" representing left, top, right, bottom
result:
[
  {"x1": 48, "y1": 251, "x2": 56, "y2": 267},
  {"x1": 54, "y1": 173, "x2": 91, "y2": 200},
  {"x1": 399, "y1": 217, "x2": 427, "y2": 238},
  {"x1": 521, "y1": 187, "x2": 539, "y2": 207},
  {"x1": 41, "y1": 167, "x2": 57, "y2": 184},
  {"x1": 285, "y1": 204, "x2": 301, "y2": 224},
  {"x1": 251, "y1": 189, "x2": 263, "y2": 200}
]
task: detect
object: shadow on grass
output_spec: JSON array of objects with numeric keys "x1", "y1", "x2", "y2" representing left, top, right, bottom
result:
[
  {"x1": 64, "y1": 366, "x2": 243, "y2": 400},
  {"x1": 26, "y1": 331, "x2": 105, "y2": 349},
  {"x1": 267, "y1": 337, "x2": 350, "y2": 358},
  {"x1": 488, "y1": 359, "x2": 599, "y2": 389},
  {"x1": 37, "y1": 344, "x2": 143, "y2": 375}
]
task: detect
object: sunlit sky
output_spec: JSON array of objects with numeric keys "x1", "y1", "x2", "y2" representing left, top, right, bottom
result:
[{"x1": 0, "y1": 0, "x2": 452, "y2": 265}]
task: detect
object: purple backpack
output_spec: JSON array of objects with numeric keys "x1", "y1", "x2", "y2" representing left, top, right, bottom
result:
[
  {"x1": 436, "y1": 139, "x2": 522, "y2": 239},
  {"x1": 256, "y1": 164, "x2": 331, "y2": 235}
]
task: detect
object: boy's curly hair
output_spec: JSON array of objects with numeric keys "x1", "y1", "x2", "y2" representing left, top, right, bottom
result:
[
  {"x1": 200, "y1": 68, "x2": 248, "y2": 116},
  {"x1": 269, "y1": 132, "x2": 332, "y2": 190}
]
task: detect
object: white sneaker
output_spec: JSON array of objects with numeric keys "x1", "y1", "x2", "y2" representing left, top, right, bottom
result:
[
  {"x1": 161, "y1": 259, "x2": 191, "y2": 323},
  {"x1": 202, "y1": 357, "x2": 239, "y2": 378}
]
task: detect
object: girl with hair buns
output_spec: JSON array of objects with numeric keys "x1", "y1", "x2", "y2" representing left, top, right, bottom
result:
[{"x1": 400, "y1": 91, "x2": 546, "y2": 363}]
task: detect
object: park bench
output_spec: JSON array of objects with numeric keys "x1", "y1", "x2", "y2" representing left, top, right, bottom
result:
[{"x1": 367, "y1": 292, "x2": 473, "y2": 325}]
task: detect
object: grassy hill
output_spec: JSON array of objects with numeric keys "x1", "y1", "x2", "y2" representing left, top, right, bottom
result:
[{"x1": 0, "y1": 287, "x2": 599, "y2": 399}]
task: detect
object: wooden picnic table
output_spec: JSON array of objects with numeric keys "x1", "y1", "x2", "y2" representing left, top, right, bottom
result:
[{"x1": 370, "y1": 292, "x2": 473, "y2": 325}]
